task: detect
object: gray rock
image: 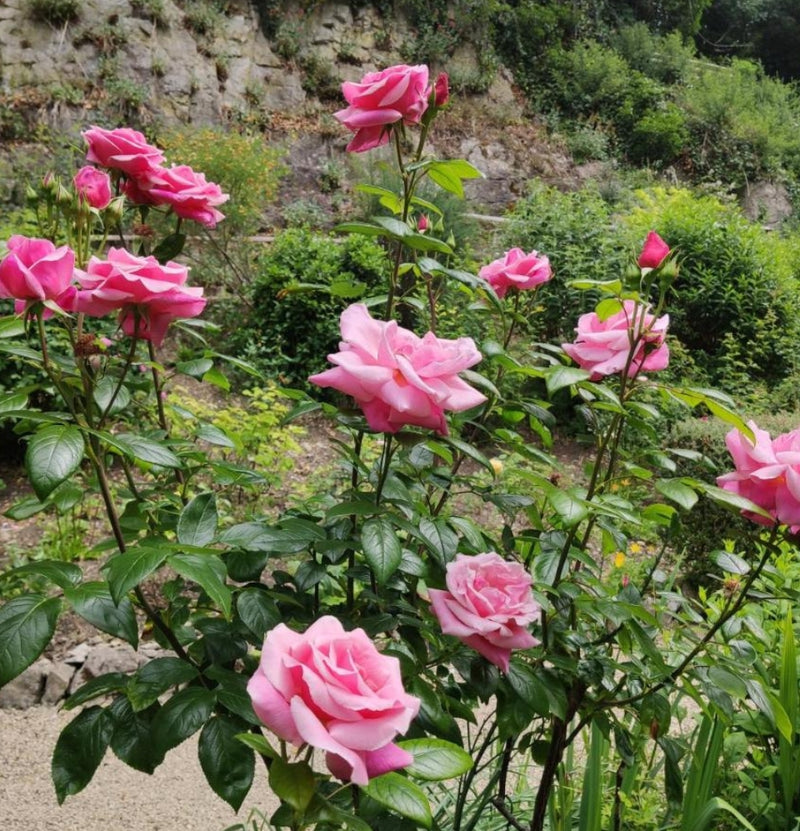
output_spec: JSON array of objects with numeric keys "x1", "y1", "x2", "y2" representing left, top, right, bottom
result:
[
  {"x1": 742, "y1": 181, "x2": 793, "y2": 229},
  {"x1": 42, "y1": 660, "x2": 75, "y2": 705},
  {"x1": 83, "y1": 644, "x2": 139, "y2": 677},
  {"x1": 0, "y1": 658, "x2": 51, "y2": 709}
]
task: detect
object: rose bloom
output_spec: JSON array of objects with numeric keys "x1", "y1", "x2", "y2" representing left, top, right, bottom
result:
[
  {"x1": 125, "y1": 164, "x2": 229, "y2": 228},
  {"x1": 478, "y1": 247, "x2": 552, "y2": 299},
  {"x1": 429, "y1": 552, "x2": 540, "y2": 673},
  {"x1": 637, "y1": 231, "x2": 670, "y2": 269},
  {"x1": 335, "y1": 64, "x2": 431, "y2": 153},
  {"x1": 73, "y1": 165, "x2": 112, "y2": 210},
  {"x1": 561, "y1": 300, "x2": 670, "y2": 381},
  {"x1": 247, "y1": 616, "x2": 420, "y2": 786},
  {"x1": 0, "y1": 235, "x2": 75, "y2": 313},
  {"x1": 83, "y1": 126, "x2": 164, "y2": 176},
  {"x1": 717, "y1": 421, "x2": 800, "y2": 530},
  {"x1": 72, "y1": 247, "x2": 205, "y2": 346},
  {"x1": 309, "y1": 304, "x2": 486, "y2": 435}
]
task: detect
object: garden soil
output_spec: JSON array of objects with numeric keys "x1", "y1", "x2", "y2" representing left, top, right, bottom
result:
[{"x1": 0, "y1": 705, "x2": 280, "y2": 830}]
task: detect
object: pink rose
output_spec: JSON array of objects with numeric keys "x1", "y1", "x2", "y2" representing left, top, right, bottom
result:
[
  {"x1": 335, "y1": 64, "x2": 431, "y2": 153},
  {"x1": 0, "y1": 235, "x2": 76, "y2": 313},
  {"x1": 717, "y1": 421, "x2": 800, "y2": 530},
  {"x1": 83, "y1": 126, "x2": 164, "y2": 176},
  {"x1": 247, "y1": 616, "x2": 420, "y2": 786},
  {"x1": 429, "y1": 552, "x2": 540, "y2": 673},
  {"x1": 72, "y1": 247, "x2": 205, "y2": 346},
  {"x1": 309, "y1": 304, "x2": 486, "y2": 435},
  {"x1": 125, "y1": 165, "x2": 229, "y2": 228},
  {"x1": 417, "y1": 214, "x2": 429, "y2": 233},
  {"x1": 73, "y1": 165, "x2": 112, "y2": 210},
  {"x1": 561, "y1": 300, "x2": 670, "y2": 381},
  {"x1": 434, "y1": 72, "x2": 450, "y2": 107},
  {"x1": 637, "y1": 231, "x2": 670, "y2": 269},
  {"x1": 478, "y1": 248, "x2": 552, "y2": 299}
]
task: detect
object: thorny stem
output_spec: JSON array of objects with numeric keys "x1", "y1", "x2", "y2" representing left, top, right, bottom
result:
[
  {"x1": 147, "y1": 338, "x2": 187, "y2": 492},
  {"x1": 346, "y1": 431, "x2": 364, "y2": 613}
]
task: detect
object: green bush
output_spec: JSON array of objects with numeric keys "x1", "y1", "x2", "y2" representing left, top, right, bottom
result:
[
  {"x1": 611, "y1": 23, "x2": 694, "y2": 84},
  {"x1": 627, "y1": 102, "x2": 689, "y2": 166},
  {"x1": 27, "y1": 0, "x2": 79, "y2": 26},
  {"x1": 231, "y1": 229, "x2": 390, "y2": 389}
]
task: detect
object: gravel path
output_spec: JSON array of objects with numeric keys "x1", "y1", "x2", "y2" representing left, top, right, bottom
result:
[{"x1": 0, "y1": 706, "x2": 279, "y2": 831}]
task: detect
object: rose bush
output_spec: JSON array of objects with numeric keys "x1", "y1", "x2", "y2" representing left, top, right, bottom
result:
[
  {"x1": 478, "y1": 247, "x2": 552, "y2": 299},
  {"x1": 335, "y1": 64, "x2": 431, "y2": 152},
  {"x1": 247, "y1": 616, "x2": 420, "y2": 786},
  {"x1": 72, "y1": 247, "x2": 206, "y2": 346},
  {"x1": 429, "y1": 552, "x2": 540, "y2": 673},
  {"x1": 562, "y1": 299, "x2": 670, "y2": 380},
  {"x1": 309, "y1": 303, "x2": 486, "y2": 434}
]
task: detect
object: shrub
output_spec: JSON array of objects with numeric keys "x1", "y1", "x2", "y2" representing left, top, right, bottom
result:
[
  {"x1": 626, "y1": 102, "x2": 689, "y2": 166},
  {"x1": 27, "y1": 0, "x2": 79, "y2": 26},
  {"x1": 232, "y1": 229, "x2": 390, "y2": 389},
  {"x1": 611, "y1": 23, "x2": 694, "y2": 84}
]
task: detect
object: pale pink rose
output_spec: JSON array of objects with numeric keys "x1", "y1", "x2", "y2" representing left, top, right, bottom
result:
[
  {"x1": 429, "y1": 552, "x2": 540, "y2": 673},
  {"x1": 335, "y1": 64, "x2": 431, "y2": 153},
  {"x1": 73, "y1": 165, "x2": 113, "y2": 210},
  {"x1": 309, "y1": 304, "x2": 486, "y2": 435},
  {"x1": 561, "y1": 300, "x2": 669, "y2": 381},
  {"x1": 72, "y1": 247, "x2": 205, "y2": 346},
  {"x1": 479, "y1": 248, "x2": 552, "y2": 299},
  {"x1": 717, "y1": 421, "x2": 800, "y2": 530},
  {"x1": 637, "y1": 231, "x2": 670, "y2": 269},
  {"x1": 83, "y1": 126, "x2": 164, "y2": 176},
  {"x1": 247, "y1": 616, "x2": 420, "y2": 786},
  {"x1": 0, "y1": 235, "x2": 76, "y2": 313},
  {"x1": 126, "y1": 165, "x2": 229, "y2": 228},
  {"x1": 434, "y1": 72, "x2": 450, "y2": 107}
]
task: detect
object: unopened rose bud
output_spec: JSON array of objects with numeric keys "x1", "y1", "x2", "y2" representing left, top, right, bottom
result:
[
  {"x1": 106, "y1": 196, "x2": 126, "y2": 225},
  {"x1": 490, "y1": 458, "x2": 503, "y2": 476},
  {"x1": 56, "y1": 183, "x2": 73, "y2": 206},
  {"x1": 434, "y1": 72, "x2": 449, "y2": 107},
  {"x1": 417, "y1": 214, "x2": 429, "y2": 233}
]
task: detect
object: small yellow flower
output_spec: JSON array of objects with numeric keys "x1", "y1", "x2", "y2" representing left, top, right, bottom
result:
[
  {"x1": 614, "y1": 551, "x2": 626, "y2": 569},
  {"x1": 490, "y1": 458, "x2": 503, "y2": 476},
  {"x1": 628, "y1": 541, "x2": 643, "y2": 555}
]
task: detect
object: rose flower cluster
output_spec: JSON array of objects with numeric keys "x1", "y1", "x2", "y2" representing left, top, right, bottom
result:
[{"x1": 0, "y1": 127, "x2": 224, "y2": 345}]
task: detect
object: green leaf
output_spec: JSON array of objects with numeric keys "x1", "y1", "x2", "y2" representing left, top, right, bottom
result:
[
  {"x1": 655, "y1": 479, "x2": 699, "y2": 511},
  {"x1": 236, "y1": 588, "x2": 281, "y2": 641},
  {"x1": 361, "y1": 518, "x2": 403, "y2": 584},
  {"x1": 204, "y1": 665, "x2": 260, "y2": 725},
  {"x1": 0, "y1": 391, "x2": 28, "y2": 413},
  {"x1": 269, "y1": 758, "x2": 316, "y2": 814},
  {"x1": 93, "y1": 376, "x2": 131, "y2": 416},
  {"x1": 64, "y1": 582, "x2": 138, "y2": 648},
  {"x1": 1, "y1": 560, "x2": 81, "y2": 590},
  {"x1": 114, "y1": 433, "x2": 182, "y2": 469},
  {"x1": 547, "y1": 487, "x2": 589, "y2": 527},
  {"x1": 151, "y1": 687, "x2": 216, "y2": 756},
  {"x1": 506, "y1": 662, "x2": 550, "y2": 716},
  {"x1": 177, "y1": 493, "x2": 218, "y2": 547},
  {"x1": 0, "y1": 595, "x2": 61, "y2": 686},
  {"x1": 198, "y1": 715, "x2": 255, "y2": 811},
  {"x1": 0, "y1": 315, "x2": 26, "y2": 338},
  {"x1": 707, "y1": 667, "x2": 747, "y2": 700},
  {"x1": 546, "y1": 366, "x2": 591, "y2": 395},
  {"x1": 712, "y1": 551, "x2": 750, "y2": 575},
  {"x1": 106, "y1": 546, "x2": 168, "y2": 605},
  {"x1": 108, "y1": 697, "x2": 166, "y2": 773},
  {"x1": 305, "y1": 795, "x2": 373, "y2": 831},
  {"x1": 196, "y1": 423, "x2": 236, "y2": 448},
  {"x1": 63, "y1": 673, "x2": 129, "y2": 710},
  {"x1": 152, "y1": 231, "x2": 187, "y2": 263},
  {"x1": 697, "y1": 483, "x2": 772, "y2": 519},
  {"x1": 25, "y1": 425, "x2": 85, "y2": 500},
  {"x1": 417, "y1": 517, "x2": 458, "y2": 567},
  {"x1": 176, "y1": 358, "x2": 214, "y2": 378},
  {"x1": 363, "y1": 772, "x2": 432, "y2": 828},
  {"x1": 235, "y1": 732, "x2": 278, "y2": 760},
  {"x1": 398, "y1": 738, "x2": 473, "y2": 780},
  {"x1": 169, "y1": 552, "x2": 232, "y2": 619},
  {"x1": 52, "y1": 706, "x2": 114, "y2": 803},
  {"x1": 128, "y1": 657, "x2": 199, "y2": 712}
]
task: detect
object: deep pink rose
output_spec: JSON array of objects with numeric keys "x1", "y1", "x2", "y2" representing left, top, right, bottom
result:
[
  {"x1": 637, "y1": 231, "x2": 670, "y2": 269},
  {"x1": 309, "y1": 304, "x2": 486, "y2": 434},
  {"x1": 434, "y1": 72, "x2": 450, "y2": 107},
  {"x1": 717, "y1": 421, "x2": 800, "y2": 530},
  {"x1": 429, "y1": 552, "x2": 540, "y2": 673},
  {"x1": 126, "y1": 165, "x2": 229, "y2": 228},
  {"x1": 73, "y1": 166, "x2": 112, "y2": 210},
  {"x1": 335, "y1": 64, "x2": 431, "y2": 153},
  {"x1": 72, "y1": 248, "x2": 205, "y2": 346},
  {"x1": 417, "y1": 214, "x2": 429, "y2": 233},
  {"x1": 247, "y1": 616, "x2": 420, "y2": 786},
  {"x1": 0, "y1": 235, "x2": 76, "y2": 313},
  {"x1": 478, "y1": 248, "x2": 552, "y2": 299},
  {"x1": 561, "y1": 300, "x2": 669, "y2": 381},
  {"x1": 83, "y1": 126, "x2": 164, "y2": 176}
]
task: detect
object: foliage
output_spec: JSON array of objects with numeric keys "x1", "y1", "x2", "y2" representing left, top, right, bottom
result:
[
  {"x1": 611, "y1": 23, "x2": 694, "y2": 84},
  {"x1": 26, "y1": 0, "x2": 80, "y2": 26},
  {"x1": 232, "y1": 229, "x2": 389, "y2": 389}
]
